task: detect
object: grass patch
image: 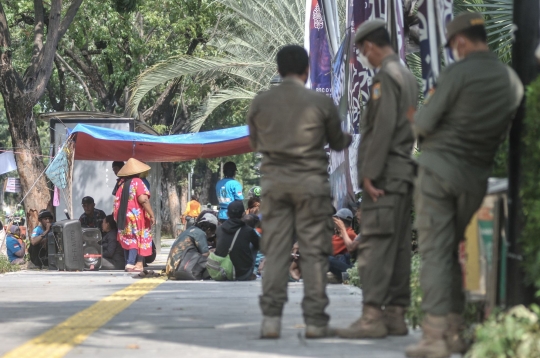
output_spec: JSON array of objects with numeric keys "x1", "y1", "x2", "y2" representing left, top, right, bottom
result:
[{"x1": 0, "y1": 254, "x2": 21, "y2": 274}]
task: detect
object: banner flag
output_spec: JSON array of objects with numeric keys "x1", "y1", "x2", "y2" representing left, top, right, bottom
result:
[
  {"x1": 0, "y1": 151, "x2": 17, "y2": 175},
  {"x1": 305, "y1": 0, "x2": 333, "y2": 95},
  {"x1": 318, "y1": 0, "x2": 341, "y2": 57},
  {"x1": 417, "y1": 0, "x2": 453, "y2": 96}
]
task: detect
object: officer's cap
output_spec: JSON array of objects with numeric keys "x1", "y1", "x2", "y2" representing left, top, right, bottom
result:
[
  {"x1": 354, "y1": 19, "x2": 386, "y2": 44},
  {"x1": 445, "y1": 12, "x2": 485, "y2": 47}
]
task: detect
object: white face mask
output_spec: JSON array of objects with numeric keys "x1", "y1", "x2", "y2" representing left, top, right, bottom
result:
[
  {"x1": 358, "y1": 44, "x2": 375, "y2": 70},
  {"x1": 452, "y1": 47, "x2": 462, "y2": 62}
]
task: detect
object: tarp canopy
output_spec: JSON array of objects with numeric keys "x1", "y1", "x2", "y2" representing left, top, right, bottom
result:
[{"x1": 70, "y1": 124, "x2": 252, "y2": 162}]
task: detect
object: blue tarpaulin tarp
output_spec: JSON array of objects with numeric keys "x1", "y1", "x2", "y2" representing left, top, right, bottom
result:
[{"x1": 70, "y1": 124, "x2": 252, "y2": 162}]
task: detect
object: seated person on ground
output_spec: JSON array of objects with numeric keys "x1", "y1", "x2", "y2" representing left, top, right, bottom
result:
[
  {"x1": 79, "y1": 196, "x2": 106, "y2": 231},
  {"x1": 100, "y1": 215, "x2": 125, "y2": 270},
  {"x1": 289, "y1": 242, "x2": 301, "y2": 281},
  {"x1": 245, "y1": 197, "x2": 261, "y2": 216},
  {"x1": 6, "y1": 225, "x2": 26, "y2": 265},
  {"x1": 166, "y1": 211, "x2": 218, "y2": 280},
  {"x1": 29, "y1": 209, "x2": 53, "y2": 268},
  {"x1": 242, "y1": 214, "x2": 264, "y2": 275},
  {"x1": 328, "y1": 208, "x2": 358, "y2": 283},
  {"x1": 215, "y1": 200, "x2": 260, "y2": 281}
]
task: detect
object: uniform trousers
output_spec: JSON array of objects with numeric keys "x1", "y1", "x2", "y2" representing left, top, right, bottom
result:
[
  {"x1": 259, "y1": 191, "x2": 333, "y2": 327},
  {"x1": 415, "y1": 166, "x2": 485, "y2": 315},
  {"x1": 357, "y1": 187, "x2": 412, "y2": 308}
]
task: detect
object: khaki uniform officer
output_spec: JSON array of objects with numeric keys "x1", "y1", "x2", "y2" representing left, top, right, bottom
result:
[
  {"x1": 247, "y1": 45, "x2": 351, "y2": 339},
  {"x1": 406, "y1": 12, "x2": 523, "y2": 358},
  {"x1": 336, "y1": 19, "x2": 418, "y2": 340}
]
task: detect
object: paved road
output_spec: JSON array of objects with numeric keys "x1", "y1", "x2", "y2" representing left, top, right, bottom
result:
[
  {"x1": 0, "y1": 242, "x2": 460, "y2": 358},
  {"x1": 0, "y1": 271, "x2": 425, "y2": 358}
]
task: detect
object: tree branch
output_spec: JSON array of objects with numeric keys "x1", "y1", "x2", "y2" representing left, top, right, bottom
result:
[
  {"x1": 141, "y1": 79, "x2": 181, "y2": 125},
  {"x1": 47, "y1": 57, "x2": 66, "y2": 111},
  {"x1": 58, "y1": 0, "x2": 84, "y2": 38},
  {"x1": 33, "y1": 0, "x2": 45, "y2": 56},
  {"x1": 0, "y1": 3, "x2": 12, "y2": 58},
  {"x1": 63, "y1": 47, "x2": 112, "y2": 110},
  {"x1": 55, "y1": 53, "x2": 96, "y2": 111}
]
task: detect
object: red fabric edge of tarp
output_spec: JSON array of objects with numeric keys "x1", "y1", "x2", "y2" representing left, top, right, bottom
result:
[{"x1": 73, "y1": 132, "x2": 253, "y2": 162}]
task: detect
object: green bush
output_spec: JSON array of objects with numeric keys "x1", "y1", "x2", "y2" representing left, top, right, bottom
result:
[
  {"x1": 519, "y1": 78, "x2": 540, "y2": 289},
  {"x1": 407, "y1": 253, "x2": 423, "y2": 328},
  {"x1": 346, "y1": 262, "x2": 360, "y2": 288},
  {"x1": 0, "y1": 254, "x2": 21, "y2": 274},
  {"x1": 466, "y1": 305, "x2": 540, "y2": 358}
]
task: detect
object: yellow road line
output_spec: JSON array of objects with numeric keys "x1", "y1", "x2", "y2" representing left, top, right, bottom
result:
[{"x1": 2, "y1": 277, "x2": 166, "y2": 358}]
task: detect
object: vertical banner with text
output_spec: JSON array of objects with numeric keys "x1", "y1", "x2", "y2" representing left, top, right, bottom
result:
[
  {"x1": 305, "y1": 0, "x2": 333, "y2": 95},
  {"x1": 417, "y1": 0, "x2": 453, "y2": 96}
]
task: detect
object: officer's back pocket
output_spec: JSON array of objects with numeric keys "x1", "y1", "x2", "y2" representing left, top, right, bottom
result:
[{"x1": 361, "y1": 195, "x2": 395, "y2": 237}]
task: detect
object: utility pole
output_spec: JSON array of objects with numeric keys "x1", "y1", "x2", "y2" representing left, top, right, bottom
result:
[{"x1": 506, "y1": 0, "x2": 539, "y2": 306}]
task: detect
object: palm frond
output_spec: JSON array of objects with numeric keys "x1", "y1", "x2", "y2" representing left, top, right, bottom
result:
[
  {"x1": 127, "y1": 57, "x2": 267, "y2": 116},
  {"x1": 190, "y1": 88, "x2": 257, "y2": 132},
  {"x1": 453, "y1": 0, "x2": 513, "y2": 64}
]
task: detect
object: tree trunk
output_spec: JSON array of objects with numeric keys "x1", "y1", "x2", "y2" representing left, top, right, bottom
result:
[
  {"x1": 2, "y1": 96, "x2": 51, "y2": 234},
  {"x1": 162, "y1": 162, "x2": 181, "y2": 234},
  {"x1": 199, "y1": 164, "x2": 215, "y2": 206},
  {"x1": 179, "y1": 180, "x2": 188, "y2": 214}
]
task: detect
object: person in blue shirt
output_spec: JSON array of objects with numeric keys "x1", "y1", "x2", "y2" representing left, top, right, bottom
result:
[
  {"x1": 216, "y1": 162, "x2": 244, "y2": 222},
  {"x1": 29, "y1": 209, "x2": 53, "y2": 268},
  {"x1": 6, "y1": 225, "x2": 25, "y2": 264}
]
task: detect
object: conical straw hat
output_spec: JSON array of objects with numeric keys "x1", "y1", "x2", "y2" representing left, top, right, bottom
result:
[{"x1": 117, "y1": 158, "x2": 151, "y2": 177}]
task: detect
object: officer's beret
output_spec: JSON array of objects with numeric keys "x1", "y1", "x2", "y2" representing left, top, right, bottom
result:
[
  {"x1": 354, "y1": 19, "x2": 386, "y2": 44},
  {"x1": 445, "y1": 12, "x2": 485, "y2": 47}
]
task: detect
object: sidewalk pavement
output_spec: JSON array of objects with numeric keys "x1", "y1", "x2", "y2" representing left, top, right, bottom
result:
[{"x1": 0, "y1": 241, "x2": 461, "y2": 358}]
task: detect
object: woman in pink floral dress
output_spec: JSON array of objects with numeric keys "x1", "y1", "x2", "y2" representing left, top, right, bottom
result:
[{"x1": 113, "y1": 158, "x2": 156, "y2": 272}]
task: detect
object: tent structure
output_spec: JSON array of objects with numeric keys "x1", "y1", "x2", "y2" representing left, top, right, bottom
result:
[{"x1": 69, "y1": 123, "x2": 252, "y2": 162}]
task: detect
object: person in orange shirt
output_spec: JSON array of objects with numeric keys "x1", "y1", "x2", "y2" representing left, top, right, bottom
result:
[
  {"x1": 328, "y1": 208, "x2": 358, "y2": 283},
  {"x1": 183, "y1": 195, "x2": 201, "y2": 229}
]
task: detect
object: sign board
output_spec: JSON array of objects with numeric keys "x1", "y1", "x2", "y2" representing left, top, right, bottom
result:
[{"x1": 4, "y1": 178, "x2": 21, "y2": 193}]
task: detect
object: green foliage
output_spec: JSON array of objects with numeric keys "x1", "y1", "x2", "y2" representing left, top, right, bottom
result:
[
  {"x1": 519, "y1": 78, "x2": 540, "y2": 290},
  {"x1": 407, "y1": 253, "x2": 423, "y2": 328},
  {"x1": 129, "y1": 0, "x2": 305, "y2": 131},
  {"x1": 466, "y1": 305, "x2": 540, "y2": 358},
  {"x1": 0, "y1": 255, "x2": 21, "y2": 274},
  {"x1": 112, "y1": 0, "x2": 140, "y2": 13},
  {"x1": 346, "y1": 262, "x2": 360, "y2": 288}
]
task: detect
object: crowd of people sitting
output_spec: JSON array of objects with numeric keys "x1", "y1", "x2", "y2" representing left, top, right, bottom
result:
[
  {"x1": 3, "y1": 158, "x2": 361, "y2": 283},
  {"x1": 165, "y1": 161, "x2": 362, "y2": 283}
]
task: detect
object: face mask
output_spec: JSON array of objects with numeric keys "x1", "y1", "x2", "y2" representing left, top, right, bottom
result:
[
  {"x1": 452, "y1": 47, "x2": 462, "y2": 62},
  {"x1": 358, "y1": 44, "x2": 375, "y2": 70}
]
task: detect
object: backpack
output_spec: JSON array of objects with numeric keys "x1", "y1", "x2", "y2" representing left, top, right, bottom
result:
[
  {"x1": 206, "y1": 228, "x2": 241, "y2": 281},
  {"x1": 168, "y1": 237, "x2": 209, "y2": 280}
]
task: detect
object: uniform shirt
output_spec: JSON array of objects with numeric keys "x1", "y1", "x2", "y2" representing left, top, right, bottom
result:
[
  {"x1": 6, "y1": 235, "x2": 23, "y2": 262},
  {"x1": 216, "y1": 178, "x2": 244, "y2": 220},
  {"x1": 183, "y1": 200, "x2": 201, "y2": 218},
  {"x1": 414, "y1": 51, "x2": 523, "y2": 193},
  {"x1": 357, "y1": 54, "x2": 418, "y2": 191},
  {"x1": 332, "y1": 227, "x2": 357, "y2": 256},
  {"x1": 247, "y1": 77, "x2": 352, "y2": 196},
  {"x1": 79, "y1": 208, "x2": 106, "y2": 229}
]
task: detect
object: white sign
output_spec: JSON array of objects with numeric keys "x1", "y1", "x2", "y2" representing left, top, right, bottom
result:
[{"x1": 5, "y1": 178, "x2": 21, "y2": 193}]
